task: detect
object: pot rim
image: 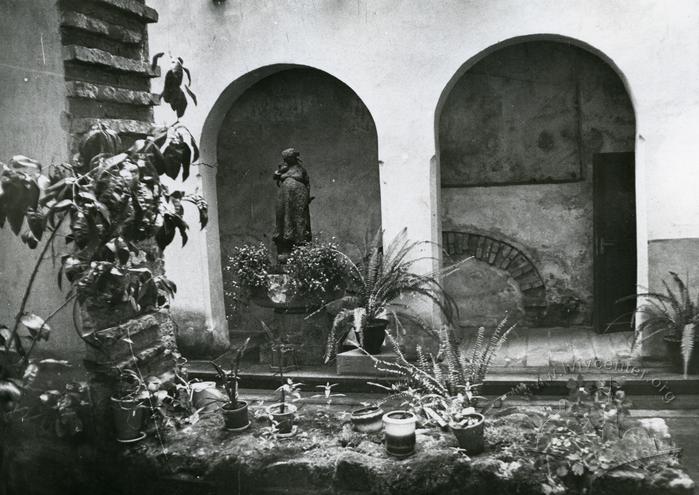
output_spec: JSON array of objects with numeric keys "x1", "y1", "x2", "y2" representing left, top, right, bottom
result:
[
  {"x1": 450, "y1": 412, "x2": 485, "y2": 429},
  {"x1": 383, "y1": 410, "x2": 417, "y2": 424},
  {"x1": 222, "y1": 400, "x2": 248, "y2": 411},
  {"x1": 351, "y1": 405, "x2": 384, "y2": 418},
  {"x1": 266, "y1": 402, "x2": 298, "y2": 415},
  {"x1": 190, "y1": 381, "x2": 217, "y2": 392}
]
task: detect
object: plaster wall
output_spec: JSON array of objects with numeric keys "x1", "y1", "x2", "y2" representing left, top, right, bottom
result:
[
  {"x1": 0, "y1": 1, "x2": 77, "y2": 354},
  {"x1": 148, "y1": 0, "x2": 699, "y2": 347}
]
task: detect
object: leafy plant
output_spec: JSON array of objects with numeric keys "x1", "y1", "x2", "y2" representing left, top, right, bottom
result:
[
  {"x1": 624, "y1": 271, "x2": 698, "y2": 377},
  {"x1": 0, "y1": 120, "x2": 207, "y2": 369},
  {"x1": 284, "y1": 239, "x2": 347, "y2": 304},
  {"x1": 323, "y1": 228, "x2": 460, "y2": 362},
  {"x1": 274, "y1": 377, "x2": 302, "y2": 414},
  {"x1": 225, "y1": 243, "x2": 273, "y2": 290},
  {"x1": 151, "y1": 54, "x2": 197, "y2": 119},
  {"x1": 210, "y1": 337, "x2": 250, "y2": 408}
]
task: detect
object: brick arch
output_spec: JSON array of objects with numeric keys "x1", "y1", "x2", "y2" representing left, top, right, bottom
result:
[{"x1": 442, "y1": 231, "x2": 547, "y2": 325}]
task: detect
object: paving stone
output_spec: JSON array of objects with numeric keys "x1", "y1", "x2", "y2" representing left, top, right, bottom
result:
[{"x1": 63, "y1": 45, "x2": 160, "y2": 76}]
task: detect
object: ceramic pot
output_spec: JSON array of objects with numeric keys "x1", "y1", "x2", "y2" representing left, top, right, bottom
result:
[
  {"x1": 363, "y1": 319, "x2": 389, "y2": 354},
  {"x1": 222, "y1": 401, "x2": 249, "y2": 430},
  {"x1": 191, "y1": 382, "x2": 227, "y2": 413},
  {"x1": 265, "y1": 402, "x2": 297, "y2": 434},
  {"x1": 450, "y1": 412, "x2": 485, "y2": 454},
  {"x1": 663, "y1": 334, "x2": 699, "y2": 375},
  {"x1": 383, "y1": 410, "x2": 417, "y2": 457},
  {"x1": 350, "y1": 406, "x2": 384, "y2": 433},
  {"x1": 111, "y1": 396, "x2": 145, "y2": 442}
]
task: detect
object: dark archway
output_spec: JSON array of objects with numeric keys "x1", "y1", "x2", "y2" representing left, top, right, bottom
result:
[
  {"x1": 437, "y1": 40, "x2": 636, "y2": 329},
  {"x1": 216, "y1": 67, "x2": 381, "y2": 320}
]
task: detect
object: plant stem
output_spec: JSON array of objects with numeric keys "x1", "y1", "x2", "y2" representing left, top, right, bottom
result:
[
  {"x1": 5, "y1": 217, "x2": 66, "y2": 357},
  {"x1": 22, "y1": 293, "x2": 77, "y2": 366},
  {"x1": 277, "y1": 343, "x2": 285, "y2": 413}
]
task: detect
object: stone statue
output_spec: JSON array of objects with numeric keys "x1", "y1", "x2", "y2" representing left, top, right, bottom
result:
[{"x1": 273, "y1": 148, "x2": 312, "y2": 263}]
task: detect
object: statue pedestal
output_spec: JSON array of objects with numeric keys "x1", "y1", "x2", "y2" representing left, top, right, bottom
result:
[
  {"x1": 258, "y1": 308, "x2": 331, "y2": 367},
  {"x1": 336, "y1": 347, "x2": 399, "y2": 376}
]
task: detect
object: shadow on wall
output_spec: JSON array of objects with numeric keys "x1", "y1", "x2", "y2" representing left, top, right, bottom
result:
[{"x1": 215, "y1": 67, "x2": 381, "y2": 326}]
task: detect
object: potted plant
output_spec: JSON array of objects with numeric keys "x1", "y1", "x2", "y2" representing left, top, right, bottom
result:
[
  {"x1": 382, "y1": 410, "x2": 417, "y2": 457},
  {"x1": 226, "y1": 239, "x2": 347, "y2": 311},
  {"x1": 211, "y1": 337, "x2": 251, "y2": 430},
  {"x1": 265, "y1": 343, "x2": 302, "y2": 435},
  {"x1": 625, "y1": 271, "x2": 698, "y2": 378},
  {"x1": 324, "y1": 228, "x2": 459, "y2": 360},
  {"x1": 111, "y1": 369, "x2": 148, "y2": 443},
  {"x1": 368, "y1": 320, "x2": 516, "y2": 454},
  {"x1": 350, "y1": 404, "x2": 385, "y2": 433}
]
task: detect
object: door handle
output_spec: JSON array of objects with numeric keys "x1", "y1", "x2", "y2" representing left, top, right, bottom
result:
[{"x1": 599, "y1": 238, "x2": 615, "y2": 255}]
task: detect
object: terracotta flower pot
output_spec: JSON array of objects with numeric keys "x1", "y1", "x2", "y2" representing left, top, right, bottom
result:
[
  {"x1": 222, "y1": 401, "x2": 249, "y2": 430},
  {"x1": 383, "y1": 410, "x2": 417, "y2": 457},
  {"x1": 450, "y1": 412, "x2": 485, "y2": 454},
  {"x1": 350, "y1": 406, "x2": 384, "y2": 433},
  {"x1": 265, "y1": 402, "x2": 297, "y2": 434},
  {"x1": 111, "y1": 396, "x2": 145, "y2": 442},
  {"x1": 363, "y1": 319, "x2": 389, "y2": 354}
]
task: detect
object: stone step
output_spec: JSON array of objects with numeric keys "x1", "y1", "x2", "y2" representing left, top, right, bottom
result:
[
  {"x1": 63, "y1": 45, "x2": 160, "y2": 77},
  {"x1": 61, "y1": 11, "x2": 143, "y2": 44},
  {"x1": 186, "y1": 359, "x2": 699, "y2": 397},
  {"x1": 69, "y1": 117, "x2": 153, "y2": 135},
  {"x1": 94, "y1": 0, "x2": 158, "y2": 23}
]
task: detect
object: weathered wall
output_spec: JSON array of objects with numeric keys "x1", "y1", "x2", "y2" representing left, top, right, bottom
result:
[
  {"x1": 148, "y1": 0, "x2": 699, "y2": 352},
  {"x1": 0, "y1": 0, "x2": 76, "y2": 353},
  {"x1": 1, "y1": 0, "x2": 160, "y2": 358},
  {"x1": 440, "y1": 41, "x2": 635, "y2": 327}
]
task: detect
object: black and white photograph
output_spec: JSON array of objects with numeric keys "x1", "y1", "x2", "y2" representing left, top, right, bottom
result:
[{"x1": 0, "y1": 1, "x2": 697, "y2": 493}]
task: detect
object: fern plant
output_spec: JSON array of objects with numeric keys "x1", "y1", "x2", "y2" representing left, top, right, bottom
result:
[
  {"x1": 368, "y1": 317, "x2": 516, "y2": 424},
  {"x1": 323, "y1": 228, "x2": 460, "y2": 362},
  {"x1": 626, "y1": 271, "x2": 698, "y2": 378}
]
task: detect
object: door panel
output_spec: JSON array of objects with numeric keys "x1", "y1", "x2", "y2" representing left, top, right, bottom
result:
[{"x1": 593, "y1": 152, "x2": 636, "y2": 333}]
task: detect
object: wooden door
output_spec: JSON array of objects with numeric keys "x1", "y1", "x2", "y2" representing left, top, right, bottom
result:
[{"x1": 593, "y1": 152, "x2": 636, "y2": 333}]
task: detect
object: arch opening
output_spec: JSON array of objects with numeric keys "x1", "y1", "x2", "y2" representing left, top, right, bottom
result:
[
  {"x1": 214, "y1": 67, "x2": 381, "y2": 325},
  {"x1": 436, "y1": 39, "x2": 637, "y2": 331}
]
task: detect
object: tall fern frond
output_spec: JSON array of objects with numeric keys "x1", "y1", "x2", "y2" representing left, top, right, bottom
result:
[{"x1": 681, "y1": 323, "x2": 695, "y2": 379}]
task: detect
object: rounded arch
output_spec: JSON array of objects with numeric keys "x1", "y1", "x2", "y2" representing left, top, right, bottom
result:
[
  {"x1": 198, "y1": 64, "x2": 381, "y2": 328},
  {"x1": 434, "y1": 34, "x2": 637, "y2": 134},
  {"x1": 434, "y1": 35, "x2": 640, "y2": 330}
]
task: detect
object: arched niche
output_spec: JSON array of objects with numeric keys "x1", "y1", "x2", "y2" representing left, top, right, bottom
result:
[
  {"x1": 214, "y1": 66, "x2": 381, "y2": 322},
  {"x1": 436, "y1": 37, "x2": 637, "y2": 330}
]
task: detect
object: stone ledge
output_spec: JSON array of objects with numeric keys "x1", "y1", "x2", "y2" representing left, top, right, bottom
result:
[
  {"x1": 70, "y1": 117, "x2": 153, "y2": 135},
  {"x1": 66, "y1": 80, "x2": 160, "y2": 106},
  {"x1": 61, "y1": 11, "x2": 143, "y2": 44},
  {"x1": 94, "y1": 0, "x2": 158, "y2": 23},
  {"x1": 63, "y1": 45, "x2": 160, "y2": 77},
  {"x1": 336, "y1": 348, "x2": 399, "y2": 376}
]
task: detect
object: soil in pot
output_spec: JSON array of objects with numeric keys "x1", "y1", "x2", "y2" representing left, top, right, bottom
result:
[
  {"x1": 363, "y1": 319, "x2": 389, "y2": 354},
  {"x1": 222, "y1": 401, "x2": 249, "y2": 430},
  {"x1": 450, "y1": 413, "x2": 485, "y2": 454},
  {"x1": 111, "y1": 397, "x2": 145, "y2": 442},
  {"x1": 664, "y1": 336, "x2": 699, "y2": 375},
  {"x1": 350, "y1": 406, "x2": 384, "y2": 433},
  {"x1": 266, "y1": 402, "x2": 297, "y2": 434}
]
